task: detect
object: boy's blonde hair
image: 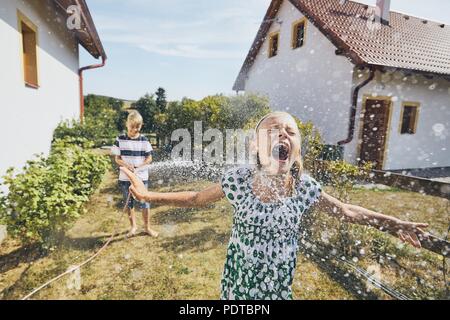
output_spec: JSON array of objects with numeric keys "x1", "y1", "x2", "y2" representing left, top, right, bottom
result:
[{"x1": 127, "y1": 110, "x2": 143, "y2": 127}]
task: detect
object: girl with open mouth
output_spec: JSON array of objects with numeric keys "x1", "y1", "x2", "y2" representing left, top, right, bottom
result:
[{"x1": 120, "y1": 111, "x2": 428, "y2": 300}]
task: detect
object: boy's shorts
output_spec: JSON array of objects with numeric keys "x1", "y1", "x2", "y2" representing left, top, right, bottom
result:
[{"x1": 119, "y1": 180, "x2": 150, "y2": 209}]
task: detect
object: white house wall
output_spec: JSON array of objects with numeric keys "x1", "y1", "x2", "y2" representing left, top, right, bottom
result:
[
  {"x1": 349, "y1": 69, "x2": 450, "y2": 170},
  {"x1": 243, "y1": 0, "x2": 355, "y2": 145},
  {"x1": 0, "y1": 0, "x2": 79, "y2": 179},
  {"x1": 242, "y1": 0, "x2": 450, "y2": 171}
]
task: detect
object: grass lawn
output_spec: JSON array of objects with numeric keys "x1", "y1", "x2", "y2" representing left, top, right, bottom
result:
[{"x1": 0, "y1": 164, "x2": 448, "y2": 300}]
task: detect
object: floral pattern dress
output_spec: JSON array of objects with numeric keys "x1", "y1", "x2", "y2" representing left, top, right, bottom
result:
[{"x1": 220, "y1": 166, "x2": 322, "y2": 300}]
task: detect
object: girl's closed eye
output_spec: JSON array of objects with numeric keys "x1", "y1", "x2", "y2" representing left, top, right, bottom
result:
[{"x1": 287, "y1": 128, "x2": 296, "y2": 135}]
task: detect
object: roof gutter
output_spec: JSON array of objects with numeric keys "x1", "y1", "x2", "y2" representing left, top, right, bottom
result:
[
  {"x1": 337, "y1": 67, "x2": 376, "y2": 146},
  {"x1": 75, "y1": 0, "x2": 106, "y2": 59},
  {"x1": 79, "y1": 55, "x2": 107, "y2": 124}
]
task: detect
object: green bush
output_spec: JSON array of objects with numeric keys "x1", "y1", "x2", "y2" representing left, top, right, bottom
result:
[
  {"x1": 53, "y1": 119, "x2": 116, "y2": 148},
  {"x1": 162, "y1": 94, "x2": 270, "y2": 131},
  {"x1": 53, "y1": 94, "x2": 124, "y2": 147},
  {"x1": 319, "y1": 160, "x2": 373, "y2": 198},
  {"x1": 295, "y1": 119, "x2": 324, "y2": 173},
  {"x1": 154, "y1": 94, "x2": 271, "y2": 153},
  {"x1": 0, "y1": 139, "x2": 109, "y2": 249}
]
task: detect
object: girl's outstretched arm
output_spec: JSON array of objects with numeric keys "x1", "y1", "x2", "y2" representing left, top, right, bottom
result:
[
  {"x1": 316, "y1": 192, "x2": 429, "y2": 248},
  {"x1": 120, "y1": 167, "x2": 225, "y2": 208}
]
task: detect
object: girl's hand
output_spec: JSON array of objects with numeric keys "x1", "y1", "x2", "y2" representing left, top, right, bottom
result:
[
  {"x1": 391, "y1": 221, "x2": 429, "y2": 248},
  {"x1": 120, "y1": 167, "x2": 149, "y2": 201}
]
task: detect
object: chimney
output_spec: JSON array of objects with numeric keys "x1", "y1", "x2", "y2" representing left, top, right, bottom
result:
[{"x1": 376, "y1": 0, "x2": 391, "y2": 25}]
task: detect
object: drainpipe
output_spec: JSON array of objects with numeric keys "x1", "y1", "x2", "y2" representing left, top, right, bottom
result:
[
  {"x1": 337, "y1": 67, "x2": 376, "y2": 146},
  {"x1": 79, "y1": 55, "x2": 107, "y2": 124}
]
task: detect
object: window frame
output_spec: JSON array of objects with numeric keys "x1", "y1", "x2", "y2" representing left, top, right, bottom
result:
[
  {"x1": 291, "y1": 17, "x2": 307, "y2": 49},
  {"x1": 17, "y1": 10, "x2": 39, "y2": 89},
  {"x1": 268, "y1": 31, "x2": 280, "y2": 58},
  {"x1": 399, "y1": 102, "x2": 420, "y2": 135}
]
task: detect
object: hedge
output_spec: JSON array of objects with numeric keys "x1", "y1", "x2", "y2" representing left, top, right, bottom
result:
[{"x1": 0, "y1": 138, "x2": 109, "y2": 249}]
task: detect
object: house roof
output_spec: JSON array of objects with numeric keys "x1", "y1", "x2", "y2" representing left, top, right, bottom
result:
[
  {"x1": 233, "y1": 0, "x2": 450, "y2": 90},
  {"x1": 52, "y1": 0, "x2": 106, "y2": 59}
]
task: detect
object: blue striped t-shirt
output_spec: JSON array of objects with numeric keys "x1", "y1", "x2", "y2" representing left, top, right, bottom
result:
[{"x1": 111, "y1": 134, "x2": 153, "y2": 181}]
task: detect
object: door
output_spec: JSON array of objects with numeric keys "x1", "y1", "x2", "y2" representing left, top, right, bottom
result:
[{"x1": 359, "y1": 98, "x2": 391, "y2": 170}]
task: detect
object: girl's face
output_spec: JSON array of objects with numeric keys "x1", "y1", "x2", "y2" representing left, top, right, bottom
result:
[
  {"x1": 127, "y1": 122, "x2": 142, "y2": 138},
  {"x1": 256, "y1": 113, "x2": 301, "y2": 175}
]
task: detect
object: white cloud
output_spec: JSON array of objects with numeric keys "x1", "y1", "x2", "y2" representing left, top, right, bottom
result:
[{"x1": 91, "y1": 0, "x2": 271, "y2": 59}]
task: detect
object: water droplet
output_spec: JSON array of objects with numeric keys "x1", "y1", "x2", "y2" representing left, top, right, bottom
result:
[{"x1": 429, "y1": 83, "x2": 438, "y2": 90}]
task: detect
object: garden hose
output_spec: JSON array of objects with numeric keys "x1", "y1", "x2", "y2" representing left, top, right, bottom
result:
[{"x1": 21, "y1": 192, "x2": 131, "y2": 300}]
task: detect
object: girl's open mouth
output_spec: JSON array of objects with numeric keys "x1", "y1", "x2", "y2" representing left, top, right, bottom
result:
[{"x1": 272, "y1": 143, "x2": 290, "y2": 162}]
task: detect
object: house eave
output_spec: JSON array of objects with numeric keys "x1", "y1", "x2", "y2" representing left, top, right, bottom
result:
[{"x1": 52, "y1": 0, "x2": 107, "y2": 59}]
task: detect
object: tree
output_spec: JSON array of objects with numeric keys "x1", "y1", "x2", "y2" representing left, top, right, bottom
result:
[
  {"x1": 116, "y1": 110, "x2": 129, "y2": 132},
  {"x1": 155, "y1": 87, "x2": 167, "y2": 112},
  {"x1": 220, "y1": 94, "x2": 270, "y2": 129},
  {"x1": 153, "y1": 93, "x2": 271, "y2": 154},
  {"x1": 84, "y1": 94, "x2": 123, "y2": 118},
  {"x1": 133, "y1": 94, "x2": 159, "y2": 133},
  {"x1": 66, "y1": 94, "x2": 125, "y2": 146}
]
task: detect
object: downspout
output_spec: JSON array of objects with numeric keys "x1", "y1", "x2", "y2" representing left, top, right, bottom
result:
[
  {"x1": 79, "y1": 55, "x2": 107, "y2": 124},
  {"x1": 337, "y1": 67, "x2": 376, "y2": 146}
]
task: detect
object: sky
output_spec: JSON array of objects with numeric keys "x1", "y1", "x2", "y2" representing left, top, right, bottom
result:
[{"x1": 80, "y1": 0, "x2": 450, "y2": 101}]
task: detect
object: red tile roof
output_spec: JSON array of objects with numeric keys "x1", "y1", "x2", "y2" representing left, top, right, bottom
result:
[{"x1": 233, "y1": 0, "x2": 450, "y2": 90}]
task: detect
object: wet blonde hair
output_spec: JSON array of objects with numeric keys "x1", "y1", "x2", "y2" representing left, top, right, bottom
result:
[
  {"x1": 127, "y1": 110, "x2": 143, "y2": 128},
  {"x1": 255, "y1": 111, "x2": 304, "y2": 178}
]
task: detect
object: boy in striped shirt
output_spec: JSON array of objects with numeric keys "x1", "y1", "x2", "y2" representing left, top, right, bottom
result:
[{"x1": 111, "y1": 110, "x2": 158, "y2": 237}]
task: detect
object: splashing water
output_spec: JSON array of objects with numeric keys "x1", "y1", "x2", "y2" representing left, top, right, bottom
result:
[
  {"x1": 146, "y1": 161, "x2": 231, "y2": 184},
  {"x1": 428, "y1": 83, "x2": 438, "y2": 90}
]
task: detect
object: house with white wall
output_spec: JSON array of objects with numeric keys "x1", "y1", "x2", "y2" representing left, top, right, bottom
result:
[
  {"x1": 234, "y1": 0, "x2": 450, "y2": 171},
  {"x1": 0, "y1": 0, "x2": 106, "y2": 179}
]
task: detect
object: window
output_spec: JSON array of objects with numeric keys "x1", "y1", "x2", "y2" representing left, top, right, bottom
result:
[
  {"x1": 18, "y1": 11, "x2": 38, "y2": 88},
  {"x1": 400, "y1": 103, "x2": 419, "y2": 134},
  {"x1": 268, "y1": 32, "x2": 279, "y2": 58},
  {"x1": 292, "y1": 19, "x2": 306, "y2": 49}
]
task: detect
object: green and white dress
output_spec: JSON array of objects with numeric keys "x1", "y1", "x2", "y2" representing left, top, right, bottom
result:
[{"x1": 220, "y1": 166, "x2": 322, "y2": 300}]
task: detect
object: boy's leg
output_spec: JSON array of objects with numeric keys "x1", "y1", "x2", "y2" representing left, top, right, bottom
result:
[
  {"x1": 140, "y1": 181, "x2": 158, "y2": 237},
  {"x1": 142, "y1": 208, "x2": 158, "y2": 237},
  {"x1": 121, "y1": 181, "x2": 137, "y2": 237},
  {"x1": 127, "y1": 208, "x2": 137, "y2": 236}
]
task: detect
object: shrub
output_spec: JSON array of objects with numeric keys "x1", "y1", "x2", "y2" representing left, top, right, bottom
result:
[
  {"x1": 53, "y1": 119, "x2": 116, "y2": 148},
  {"x1": 295, "y1": 119, "x2": 324, "y2": 174},
  {"x1": 53, "y1": 94, "x2": 124, "y2": 147},
  {"x1": 319, "y1": 160, "x2": 373, "y2": 198},
  {"x1": 0, "y1": 139, "x2": 109, "y2": 249},
  {"x1": 154, "y1": 94, "x2": 271, "y2": 154}
]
